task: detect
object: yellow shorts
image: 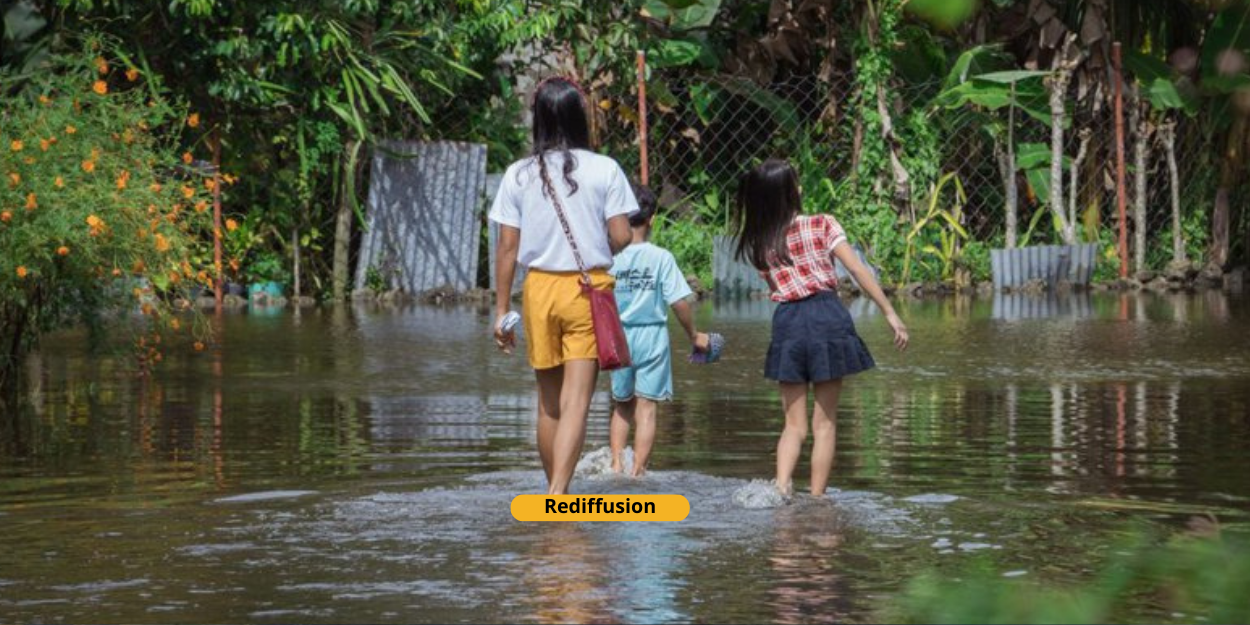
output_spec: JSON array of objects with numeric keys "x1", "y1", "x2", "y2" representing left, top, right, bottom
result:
[{"x1": 522, "y1": 268, "x2": 614, "y2": 370}]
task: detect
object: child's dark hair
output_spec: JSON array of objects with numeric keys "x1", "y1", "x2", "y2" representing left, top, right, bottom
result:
[
  {"x1": 733, "y1": 158, "x2": 802, "y2": 270},
  {"x1": 629, "y1": 183, "x2": 657, "y2": 227},
  {"x1": 529, "y1": 77, "x2": 591, "y2": 202}
]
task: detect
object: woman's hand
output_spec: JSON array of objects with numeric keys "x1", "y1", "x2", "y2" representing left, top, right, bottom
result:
[
  {"x1": 494, "y1": 313, "x2": 516, "y2": 354},
  {"x1": 886, "y1": 312, "x2": 909, "y2": 352}
]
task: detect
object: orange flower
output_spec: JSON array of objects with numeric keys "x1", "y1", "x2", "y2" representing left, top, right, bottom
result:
[
  {"x1": 140, "y1": 303, "x2": 154, "y2": 316},
  {"x1": 154, "y1": 233, "x2": 170, "y2": 253},
  {"x1": 194, "y1": 201, "x2": 208, "y2": 213},
  {"x1": 57, "y1": 246, "x2": 70, "y2": 257},
  {"x1": 181, "y1": 185, "x2": 194, "y2": 199},
  {"x1": 205, "y1": 178, "x2": 217, "y2": 192},
  {"x1": 25, "y1": 193, "x2": 36, "y2": 210},
  {"x1": 82, "y1": 160, "x2": 96, "y2": 173},
  {"x1": 228, "y1": 259, "x2": 240, "y2": 273},
  {"x1": 168, "y1": 271, "x2": 180, "y2": 284},
  {"x1": 150, "y1": 182, "x2": 163, "y2": 193},
  {"x1": 23, "y1": 157, "x2": 35, "y2": 165},
  {"x1": 38, "y1": 95, "x2": 51, "y2": 105},
  {"x1": 147, "y1": 204, "x2": 157, "y2": 215},
  {"x1": 187, "y1": 113, "x2": 200, "y2": 128},
  {"x1": 39, "y1": 139, "x2": 50, "y2": 151},
  {"x1": 169, "y1": 318, "x2": 181, "y2": 330},
  {"x1": 225, "y1": 218, "x2": 238, "y2": 232},
  {"x1": 182, "y1": 152, "x2": 193, "y2": 164},
  {"x1": 16, "y1": 266, "x2": 27, "y2": 279},
  {"x1": 54, "y1": 176, "x2": 64, "y2": 188},
  {"x1": 10, "y1": 140, "x2": 23, "y2": 152},
  {"x1": 65, "y1": 125, "x2": 77, "y2": 134},
  {"x1": 133, "y1": 259, "x2": 146, "y2": 273},
  {"x1": 126, "y1": 67, "x2": 140, "y2": 81},
  {"x1": 223, "y1": 173, "x2": 238, "y2": 185},
  {"x1": 112, "y1": 268, "x2": 122, "y2": 277},
  {"x1": 94, "y1": 56, "x2": 109, "y2": 74},
  {"x1": 1, "y1": 211, "x2": 11, "y2": 223},
  {"x1": 92, "y1": 80, "x2": 108, "y2": 95},
  {"x1": 116, "y1": 170, "x2": 131, "y2": 190},
  {"x1": 7, "y1": 172, "x2": 19, "y2": 186},
  {"x1": 193, "y1": 341, "x2": 205, "y2": 352},
  {"x1": 86, "y1": 214, "x2": 102, "y2": 227}
]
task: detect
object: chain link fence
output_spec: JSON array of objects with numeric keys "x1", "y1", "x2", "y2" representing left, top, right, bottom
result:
[{"x1": 429, "y1": 68, "x2": 1219, "y2": 286}]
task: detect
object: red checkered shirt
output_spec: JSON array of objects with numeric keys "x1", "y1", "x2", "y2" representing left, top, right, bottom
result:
[{"x1": 761, "y1": 214, "x2": 848, "y2": 302}]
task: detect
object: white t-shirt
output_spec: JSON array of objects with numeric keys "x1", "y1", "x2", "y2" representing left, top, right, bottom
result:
[{"x1": 489, "y1": 149, "x2": 638, "y2": 272}]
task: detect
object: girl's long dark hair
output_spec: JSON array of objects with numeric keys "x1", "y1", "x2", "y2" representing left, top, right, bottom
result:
[
  {"x1": 733, "y1": 159, "x2": 802, "y2": 270},
  {"x1": 529, "y1": 77, "x2": 591, "y2": 201}
]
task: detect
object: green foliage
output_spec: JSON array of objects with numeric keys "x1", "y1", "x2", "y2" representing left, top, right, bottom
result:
[
  {"x1": 902, "y1": 173, "x2": 970, "y2": 284},
  {"x1": 886, "y1": 529, "x2": 1250, "y2": 624},
  {"x1": 0, "y1": 43, "x2": 212, "y2": 382}
]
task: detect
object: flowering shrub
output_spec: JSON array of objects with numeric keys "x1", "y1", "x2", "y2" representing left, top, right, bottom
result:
[{"x1": 1, "y1": 44, "x2": 213, "y2": 386}]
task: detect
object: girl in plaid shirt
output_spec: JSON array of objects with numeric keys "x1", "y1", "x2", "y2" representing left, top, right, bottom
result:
[{"x1": 733, "y1": 159, "x2": 909, "y2": 498}]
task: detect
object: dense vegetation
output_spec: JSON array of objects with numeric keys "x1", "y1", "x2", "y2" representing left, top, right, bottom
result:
[{"x1": 4, "y1": 0, "x2": 1250, "y2": 379}]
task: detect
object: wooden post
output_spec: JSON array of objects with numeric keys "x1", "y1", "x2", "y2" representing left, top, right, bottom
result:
[
  {"x1": 636, "y1": 50, "x2": 649, "y2": 185},
  {"x1": 1113, "y1": 42, "x2": 1129, "y2": 279},
  {"x1": 211, "y1": 131, "x2": 224, "y2": 310}
]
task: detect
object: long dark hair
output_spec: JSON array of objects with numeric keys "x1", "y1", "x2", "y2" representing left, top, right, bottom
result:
[
  {"x1": 733, "y1": 159, "x2": 802, "y2": 270},
  {"x1": 529, "y1": 77, "x2": 591, "y2": 201}
]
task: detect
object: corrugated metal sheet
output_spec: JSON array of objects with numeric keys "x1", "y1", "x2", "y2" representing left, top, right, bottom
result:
[
  {"x1": 990, "y1": 243, "x2": 1098, "y2": 290},
  {"x1": 992, "y1": 292, "x2": 1094, "y2": 320},
  {"x1": 355, "y1": 141, "x2": 486, "y2": 294},
  {"x1": 712, "y1": 235, "x2": 878, "y2": 298},
  {"x1": 712, "y1": 235, "x2": 769, "y2": 297}
]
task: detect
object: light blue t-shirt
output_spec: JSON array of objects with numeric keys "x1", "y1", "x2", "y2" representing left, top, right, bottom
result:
[{"x1": 610, "y1": 242, "x2": 693, "y2": 326}]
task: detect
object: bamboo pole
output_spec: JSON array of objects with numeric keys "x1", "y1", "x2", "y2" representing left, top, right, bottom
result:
[
  {"x1": 636, "y1": 50, "x2": 649, "y2": 185},
  {"x1": 1113, "y1": 42, "x2": 1129, "y2": 279}
]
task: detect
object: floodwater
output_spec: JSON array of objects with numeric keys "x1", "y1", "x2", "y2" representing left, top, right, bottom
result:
[{"x1": 1, "y1": 291, "x2": 1248, "y2": 623}]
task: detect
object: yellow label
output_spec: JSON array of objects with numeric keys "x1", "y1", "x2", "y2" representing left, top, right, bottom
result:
[{"x1": 511, "y1": 494, "x2": 690, "y2": 522}]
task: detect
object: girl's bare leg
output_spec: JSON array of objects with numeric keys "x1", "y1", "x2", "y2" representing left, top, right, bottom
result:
[
  {"x1": 775, "y1": 383, "x2": 809, "y2": 496},
  {"x1": 547, "y1": 359, "x2": 599, "y2": 495},
  {"x1": 630, "y1": 398, "x2": 658, "y2": 477},
  {"x1": 534, "y1": 366, "x2": 564, "y2": 482},
  {"x1": 810, "y1": 379, "x2": 843, "y2": 496},
  {"x1": 609, "y1": 398, "x2": 636, "y2": 473}
]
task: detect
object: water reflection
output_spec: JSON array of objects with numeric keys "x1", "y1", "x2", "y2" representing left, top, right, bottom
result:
[{"x1": 1, "y1": 292, "x2": 1248, "y2": 623}]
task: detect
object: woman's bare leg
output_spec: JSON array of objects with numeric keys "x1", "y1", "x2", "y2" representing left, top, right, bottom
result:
[
  {"x1": 547, "y1": 359, "x2": 599, "y2": 495},
  {"x1": 775, "y1": 383, "x2": 809, "y2": 496},
  {"x1": 810, "y1": 379, "x2": 843, "y2": 496},
  {"x1": 609, "y1": 398, "x2": 636, "y2": 473},
  {"x1": 534, "y1": 366, "x2": 564, "y2": 483}
]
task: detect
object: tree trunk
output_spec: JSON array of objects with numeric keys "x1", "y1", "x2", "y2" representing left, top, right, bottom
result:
[
  {"x1": 293, "y1": 224, "x2": 301, "y2": 301},
  {"x1": 332, "y1": 140, "x2": 360, "y2": 300},
  {"x1": 1069, "y1": 129, "x2": 1091, "y2": 242},
  {"x1": 1047, "y1": 37, "x2": 1078, "y2": 245},
  {"x1": 1130, "y1": 86, "x2": 1149, "y2": 273},
  {"x1": 1159, "y1": 120, "x2": 1184, "y2": 262},
  {"x1": 1005, "y1": 87, "x2": 1018, "y2": 248},
  {"x1": 1212, "y1": 116, "x2": 1244, "y2": 268}
]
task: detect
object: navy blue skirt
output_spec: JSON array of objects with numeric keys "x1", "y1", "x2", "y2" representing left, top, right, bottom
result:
[{"x1": 764, "y1": 291, "x2": 875, "y2": 383}]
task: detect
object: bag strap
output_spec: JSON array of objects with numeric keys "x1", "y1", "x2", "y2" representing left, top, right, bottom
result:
[{"x1": 543, "y1": 161, "x2": 593, "y2": 286}]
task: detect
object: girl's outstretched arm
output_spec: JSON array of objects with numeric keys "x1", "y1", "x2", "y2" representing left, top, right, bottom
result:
[
  {"x1": 832, "y1": 244, "x2": 909, "y2": 351},
  {"x1": 494, "y1": 225, "x2": 520, "y2": 353}
]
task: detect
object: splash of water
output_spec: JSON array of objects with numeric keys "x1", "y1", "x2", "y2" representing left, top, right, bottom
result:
[
  {"x1": 574, "y1": 446, "x2": 635, "y2": 479},
  {"x1": 731, "y1": 479, "x2": 789, "y2": 509}
]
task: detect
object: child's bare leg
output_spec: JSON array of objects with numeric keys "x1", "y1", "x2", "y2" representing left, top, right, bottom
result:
[
  {"x1": 609, "y1": 398, "x2": 636, "y2": 473},
  {"x1": 775, "y1": 383, "x2": 808, "y2": 496},
  {"x1": 630, "y1": 398, "x2": 658, "y2": 477},
  {"x1": 810, "y1": 379, "x2": 843, "y2": 496}
]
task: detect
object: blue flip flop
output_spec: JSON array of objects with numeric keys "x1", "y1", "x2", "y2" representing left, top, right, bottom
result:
[{"x1": 689, "y1": 332, "x2": 725, "y2": 364}]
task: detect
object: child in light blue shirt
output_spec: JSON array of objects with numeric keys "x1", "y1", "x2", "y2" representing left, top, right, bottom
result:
[{"x1": 609, "y1": 184, "x2": 709, "y2": 476}]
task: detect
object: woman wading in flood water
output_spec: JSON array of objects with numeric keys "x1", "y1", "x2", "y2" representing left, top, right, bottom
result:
[{"x1": 490, "y1": 77, "x2": 637, "y2": 495}]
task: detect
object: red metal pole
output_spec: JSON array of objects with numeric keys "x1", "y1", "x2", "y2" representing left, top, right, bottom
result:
[
  {"x1": 212, "y1": 131, "x2": 224, "y2": 310},
  {"x1": 1113, "y1": 42, "x2": 1129, "y2": 279},
  {"x1": 636, "y1": 50, "x2": 649, "y2": 186}
]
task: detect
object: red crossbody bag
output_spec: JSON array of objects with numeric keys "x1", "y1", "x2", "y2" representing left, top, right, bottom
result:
[{"x1": 546, "y1": 187, "x2": 632, "y2": 371}]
